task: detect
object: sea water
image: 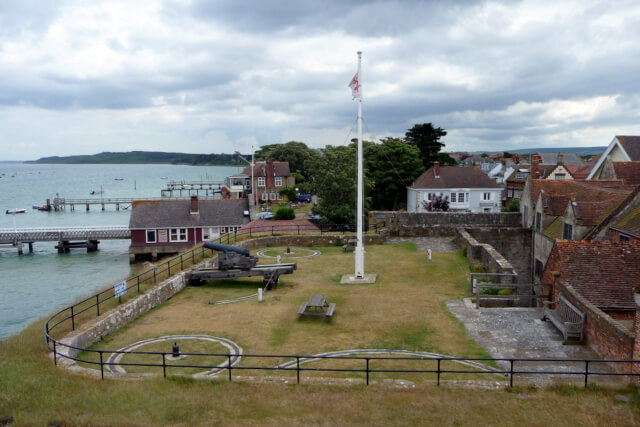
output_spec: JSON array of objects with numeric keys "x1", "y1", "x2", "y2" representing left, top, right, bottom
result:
[{"x1": 0, "y1": 163, "x2": 241, "y2": 339}]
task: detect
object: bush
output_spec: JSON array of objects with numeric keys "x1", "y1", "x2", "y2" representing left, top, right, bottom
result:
[{"x1": 274, "y1": 207, "x2": 295, "y2": 220}]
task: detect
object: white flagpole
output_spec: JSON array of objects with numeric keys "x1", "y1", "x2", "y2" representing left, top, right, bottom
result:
[{"x1": 354, "y1": 51, "x2": 365, "y2": 278}]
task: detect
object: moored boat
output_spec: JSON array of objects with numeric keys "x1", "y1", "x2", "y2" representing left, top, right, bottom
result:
[{"x1": 6, "y1": 208, "x2": 26, "y2": 214}]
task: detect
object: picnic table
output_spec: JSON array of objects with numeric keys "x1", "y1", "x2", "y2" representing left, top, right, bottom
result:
[{"x1": 297, "y1": 294, "x2": 336, "y2": 317}]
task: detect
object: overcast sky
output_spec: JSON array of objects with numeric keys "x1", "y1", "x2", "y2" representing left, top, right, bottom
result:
[{"x1": 2, "y1": 0, "x2": 640, "y2": 160}]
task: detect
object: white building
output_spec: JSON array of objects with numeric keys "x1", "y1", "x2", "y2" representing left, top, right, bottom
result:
[{"x1": 407, "y1": 163, "x2": 503, "y2": 213}]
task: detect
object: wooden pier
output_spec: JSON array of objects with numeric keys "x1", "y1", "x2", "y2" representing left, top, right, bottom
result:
[
  {"x1": 160, "y1": 180, "x2": 225, "y2": 198},
  {"x1": 52, "y1": 197, "x2": 192, "y2": 212},
  {"x1": 0, "y1": 226, "x2": 130, "y2": 254}
]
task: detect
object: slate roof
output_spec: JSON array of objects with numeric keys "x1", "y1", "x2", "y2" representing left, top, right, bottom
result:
[
  {"x1": 410, "y1": 166, "x2": 502, "y2": 189},
  {"x1": 241, "y1": 161, "x2": 291, "y2": 177},
  {"x1": 612, "y1": 202, "x2": 640, "y2": 238},
  {"x1": 538, "y1": 152, "x2": 585, "y2": 165},
  {"x1": 129, "y1": 198, "x2": 250, "y2": 229},
  {"x1": 613, "y1": 161, "x2": 640, "y2": 185},
  {"x1": 542, "y1": 241, "x2": 640, "y2": 310},
  {"x1": 617, "y1": 136, "x2": 640, "y2": 161}
]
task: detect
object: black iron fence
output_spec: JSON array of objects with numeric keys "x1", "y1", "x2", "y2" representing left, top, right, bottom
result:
[{"x1": 48, "y1": 343, "x2": 640, "y2": 387}]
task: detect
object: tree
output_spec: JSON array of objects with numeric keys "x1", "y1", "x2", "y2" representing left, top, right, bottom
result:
[
  {"x1": 258, "y1": 141, "x2": 320, "y2": 186},
  {"x1": 274, "y1": 207, "x2": 295, "y2": 220},
  {"x1": 312, "y1": 144, "x2": 372, "y2": 224},
  {"x1": 422, "y1": 194, "x2": 449, "y2": 212},
  {"x1": 279, "y1": 187, "x2": 297, "y2": 202},
  {"x1": 405, "y1": 123, "x2": 447, "y2": 169},
  {"x1": 504, "y1": 198, "x2": 520, "y2": 212},
  {"x1": 437, "y1": 152, "x2": 457, "y2": 166},
  {"x1": 365, "y1": 138, "x2": 424, "y2": 210}
]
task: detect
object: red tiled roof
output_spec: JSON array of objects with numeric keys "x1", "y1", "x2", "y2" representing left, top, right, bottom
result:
[
  {"x1": 613, "y1": 161, "x2": 640, "y2": 185},
  {"x1": 241, "y1": 161, "x2": 291, "y2": 177},
  {"x1": 573, "y1": 200, "x2": 625, "y2": 227},
  {"x1": 617, "y1": 136, "x2": 640, "y2": 161},
  {"x1": 565, "y1": 163, "x2": 594, "y2": 179},
  {"x1": 542, "y1": 241, "x2": 640, "y2": 310},
  {"x1": 612, "y1": 202, "x2": 640, "y2": 237},
  {"x1": 410, "y1": 166, "x2": 501, "y2": 189},
  {"x1": 532, "y1": 180, "x2": 632, "y2": 208}
]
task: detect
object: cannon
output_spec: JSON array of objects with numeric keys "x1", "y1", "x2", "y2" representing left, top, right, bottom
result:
[
  {"x1": 189, "y1": 242, "x2": 296, "y2": 290},
  {"x1": 203, "y1": 242, "x2": 258, "y2": 270}
]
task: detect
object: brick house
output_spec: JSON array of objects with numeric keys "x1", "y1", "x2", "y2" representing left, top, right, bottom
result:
[
  {"x1": 520, "y1": 178, "x2": 636, "y2": 281},
  {"x1": 128, "y1": 196, "x2": 250, "y2": 262},
  {"x1": 407, "y1": 163, "x2": 503, "y2": 213},
  {"x1": 241, "y1": 161, "x2": 295, "y2": 204},
  {"x1": 504, "y1": 166, "x2": 530, "y2": 207},
  {"x1": 541, "y1": 241, "x2": 640, "y2": 369}
]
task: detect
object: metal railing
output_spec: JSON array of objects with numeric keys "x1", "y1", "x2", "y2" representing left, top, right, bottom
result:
[
  {"x1": 48, "y1": 344, "x2": 640, "y2": 387},
  {"x1": 0, "y1": 225, "x2": 131, "y2": 243}
]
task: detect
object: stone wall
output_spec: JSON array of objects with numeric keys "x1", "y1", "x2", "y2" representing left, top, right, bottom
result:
[
  {"x1": 238, "y1": 233, "x2": 385, "y2": 250},
  {"x1": 371, "y1": 211, "x2": 521, "y2": 237},
  {"x1": 455, "y1": 229, "x2": 516, "y2": 277},
  {"x1": 464, "y1": 227, "x2": 533, "y2": 284},
  {"x1": 558, "y1": 282, "x2": 636, "y2": 373}
]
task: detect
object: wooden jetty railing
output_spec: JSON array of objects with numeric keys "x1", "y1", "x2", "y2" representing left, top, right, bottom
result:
[
  {"x1": 52, "y1": 197, "x2": 191, "y2": 212},
  {"x1": 0, "y1": 225, "x2": 130, "y2": 254}
]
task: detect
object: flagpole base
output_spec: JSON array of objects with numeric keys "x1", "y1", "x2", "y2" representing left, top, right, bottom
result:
[{"x1": 340, "y1": 273, "x2": 377, "y2": 284}]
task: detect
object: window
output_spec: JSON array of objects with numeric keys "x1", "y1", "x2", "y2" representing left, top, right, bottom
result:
[
  {"x1": 620, "y1": 234, "x2": 630, "y2": 243},
  {"x1": 562, "y1": 223, "x2": 573, "y2": 240},
  {"x1": 270, "y1": 192, "x2": 277, "y2": 200},
  {"x1": 535, "y1": 259, "x2": 543, "y2": 277},
  {"x1": 262, "y1": 192, "x2": 268, "y2": 201},
  {"x1": 450, "y1": 192, "x2": 457, "y2": 203},
  {"x1": 258, "y1": 177, "x2": 265, "y2": 187},
  {"x1": 483, "y1": 192, "x2": 491, "y2": 200},
  {"x1": 170, "y1": 228, "x2": 188, "y2": 242},
  {"x1": 278, "y1": 193, "x2": 283, "y2": 200},
  {"x1": 146, "y1": 229, "x2": 156, "y2": 243},
  {"x1": 535, "y1": 212, "x2": 542, "y2": 231},
  {"x1": 275, "y1": 177, "x2": 282, "y2": 187},
  {"x1": 459, "y1": 192, "x2": 467, "y2": 203},
  {"x1": 483, "y1": 208, "x2": 491, "y2": 212},
  {"x1": 555, "y1": 173, "x2": 566, "y2": 180}
]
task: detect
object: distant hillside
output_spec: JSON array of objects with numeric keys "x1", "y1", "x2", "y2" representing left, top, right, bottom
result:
[
  {"x1": 27, "y1": 151, "x2": 250, "y2": 166},
  {"x1": 503, "y1": 146, "x2": 607, "y2": 156}
]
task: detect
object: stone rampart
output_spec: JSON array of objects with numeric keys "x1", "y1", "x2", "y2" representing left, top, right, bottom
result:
[{"x1": 371, "y1": 211, "x2": 521, "y2": 237}]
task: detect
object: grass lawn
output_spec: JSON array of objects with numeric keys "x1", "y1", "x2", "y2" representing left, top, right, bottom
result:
[{"x1": 1, "y1": 242, "x2": 640, "y2": 425}]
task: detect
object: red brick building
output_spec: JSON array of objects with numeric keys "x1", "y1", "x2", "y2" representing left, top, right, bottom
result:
[
  {"x1": 241, "y1": 161, "x2": 295, "y2": 204},
  {"x1": 541, "y1": 241, "x2": 640, "y2": 370}
]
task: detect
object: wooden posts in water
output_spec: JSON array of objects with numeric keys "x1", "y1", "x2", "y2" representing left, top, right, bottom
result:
[{"x1": 55, "y1": 240, "x2": 100, "y2": 253}]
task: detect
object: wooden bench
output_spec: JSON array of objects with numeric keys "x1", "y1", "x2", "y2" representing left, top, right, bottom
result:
[{"x1": 542, "y1": 294, "x2": 585, "y2": 342}]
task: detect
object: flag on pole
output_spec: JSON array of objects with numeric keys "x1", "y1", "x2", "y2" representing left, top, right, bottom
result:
[{"x1": 348, "y1": 72, "x2": 361, "y2": 99}]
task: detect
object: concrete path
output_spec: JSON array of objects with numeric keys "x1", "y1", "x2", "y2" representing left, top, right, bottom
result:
[
  {"x1": 447, "y1": 299, "x2": 629, "y2": 387},
  {"x1": 387, "y1": 236, "x2": 459, "y2": 253}
]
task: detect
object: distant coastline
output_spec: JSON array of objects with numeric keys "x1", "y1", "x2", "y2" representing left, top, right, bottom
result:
[{"x1": 24, "y1": 151, "x2": 250, "y2": 166}]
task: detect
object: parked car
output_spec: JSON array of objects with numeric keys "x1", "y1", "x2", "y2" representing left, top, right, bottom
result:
[
  {"x1": 256, "y1": 212, "x2": 274, "y2": 220},
  {"x1": 307, "y1": 212, "x2": 324, "y2": 220},
  {"x1": 296, "y1": 194, "x2": 312, "y2": 203}
]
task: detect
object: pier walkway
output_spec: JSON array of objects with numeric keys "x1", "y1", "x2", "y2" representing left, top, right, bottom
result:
[
  {"x1": 160, "y1": 180, "x2": 225, "y2": 198},
  {"x1": 0, "y1": 226, "x2": 130, "y2": 254},
  {"x1": 52, "y1": 197, "x2": 191, "y2": 212}
]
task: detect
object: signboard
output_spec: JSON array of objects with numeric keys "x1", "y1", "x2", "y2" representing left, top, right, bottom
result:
[
  {"x1": 114, "y1": 280, "x2": 127, "y2": 298},
  {"x1": 158, "y1": 229, "x2": 168, "y2": 243}
]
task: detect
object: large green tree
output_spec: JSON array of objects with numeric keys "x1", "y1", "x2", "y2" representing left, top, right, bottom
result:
[
  {"x1": 405, "y1": 123, "x2": 447, "y2": 169},
  {"x1": 255, "y1": 141, "x2": 320, "y2": 191},
  {"x1": 365, "y1": 138, "x2": 424, "y2": 210},
  {"x1": 312, "y1": 144, "x2": 372, "y2": 224}
]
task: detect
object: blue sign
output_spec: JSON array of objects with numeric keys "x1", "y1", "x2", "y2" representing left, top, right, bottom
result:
[{"x1": 114, "y1": 281, "x2": 127, "y2": 298}]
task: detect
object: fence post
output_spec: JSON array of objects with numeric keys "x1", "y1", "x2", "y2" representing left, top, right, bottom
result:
[
  {"x1": 297, "y1": 356, "x2": 300, "y2": 384},
  {"x1": 100, "y1": 351, "x2": 104, "y2": 380},
  {"x1": 584, "y1": 360, "x2": 589, "y2": 388},
  {"x1": 53, "y1": 341, "x2": 57, "y2": 366},
  {"x1": 192, "y1": 249, "x2": 195, "y2": 264},
  {"x1": 297, "y1": 225, "x2": 300, "y2": 235},
  {"x1": 437, "y1": 359, "x2": 441, "y2": 386},
  {"x1": 137, "y1": 276, "x2": 140, "y2": 293},
  {"x1": 180, "y1": 254, "x2": 183, "y2": 270},
  {"x1": 510, "y1": 360, "x2": 514, "y2": 387},
  {"x1": 96, "y1": 295, "x2": 100, "y2": 316},
  {"x1": 168, "y1": 261, "x2": 171, "y2": 276},
  {"x1": 228, "y1": 355, "x2": 232, "y2": 381},
  {"x1": 366, "y1": 358, "x2": 370, "y2": 385},
  {"x1": 70, "y1": 306, "x2": 75, "y2": 331},
  {"x1": 162, "y1": 353, "x2": 166, "y2": 378}
]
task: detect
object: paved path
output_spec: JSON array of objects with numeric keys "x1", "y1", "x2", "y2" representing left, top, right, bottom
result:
[
  {"x1": 447, "y1": 299, "x2": 628, "y2": 387},
  {"x1": 387, "y1": 236, "x2": 459, "y2": 253}
]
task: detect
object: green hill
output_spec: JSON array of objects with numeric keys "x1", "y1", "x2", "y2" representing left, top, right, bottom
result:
[{"x1": 27, "y1": 151, "x2": 249, "y2": 166}]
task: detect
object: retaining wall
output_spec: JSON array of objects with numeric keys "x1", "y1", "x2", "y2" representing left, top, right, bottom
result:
[{"x1": 371, "y1": 211, "x2": 521, "y2": 237}]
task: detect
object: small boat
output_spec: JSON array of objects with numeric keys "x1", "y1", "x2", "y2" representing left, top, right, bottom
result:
[
  {"x1": 90, "y1": 190, "x2": 104, "y2": 195},
  {"x1": 114, "y1": 178, "x2": 124, "y2": 181},
  {"x1": 6, "y1": 208, "x2": 26, "y2": 214}
]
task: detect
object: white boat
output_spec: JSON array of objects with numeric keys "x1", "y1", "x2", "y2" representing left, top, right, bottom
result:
[{"x1": 6, "y1": 208, "x2": 26, "y2": 214}]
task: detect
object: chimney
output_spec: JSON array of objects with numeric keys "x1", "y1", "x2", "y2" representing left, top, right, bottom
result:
[
  {"x1": 433, "y1": 161, "x2": 440, "y2": 178},
  {"x1": 531, "y1": 156, "x2": 540, "y2": 178},
  {"x1": 557, "y1": 153, "x2": 564, "y2": 165},
  {"x1": 190, "y1": 195, "x2": 199, "y2": 214}
]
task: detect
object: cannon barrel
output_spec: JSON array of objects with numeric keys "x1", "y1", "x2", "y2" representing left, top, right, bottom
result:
[{"x1": 203, "y1": 241, "x2": 250, "y2": 257}]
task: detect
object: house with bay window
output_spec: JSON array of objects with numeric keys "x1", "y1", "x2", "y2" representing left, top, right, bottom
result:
[
  {"x1": 128, "y1": 196, "x2": 250, "y2": 262},
  {"x1": 240, "y1": 161, "x2": 295, "y2": 204},
  {"x1": 407, "y1": 162, "x2": 502, "y2": 213}
]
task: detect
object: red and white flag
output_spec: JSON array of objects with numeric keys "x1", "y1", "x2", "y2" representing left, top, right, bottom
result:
[{"x1": 348, "y1": 72, "x2": 361, "y2": 99}]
